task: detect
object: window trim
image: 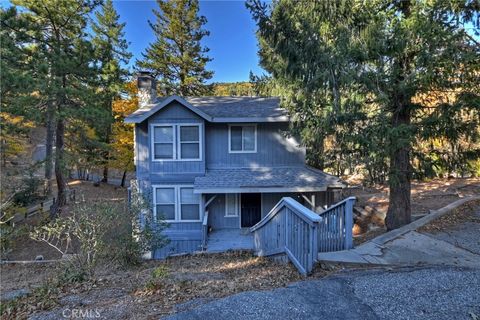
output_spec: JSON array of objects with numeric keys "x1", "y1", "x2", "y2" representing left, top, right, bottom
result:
[
  {"x1": 150, "y1": 123, "x2": 203, "y2": 162},
  {"x1": 225, "y1": 194, "x2": 239, "y2": 217},
  {"x1": 151, "y1": 124, "x2": 176, "y2": 161},
  {"x1": 178, "y1": 124, "x2": 201, "y2": 160},
  {"x1": 228, "y1": 124, "x2": 257, "y2": 154},
  {"x1": 153, "y1": 185, "x2": 202, "y2": 222}
]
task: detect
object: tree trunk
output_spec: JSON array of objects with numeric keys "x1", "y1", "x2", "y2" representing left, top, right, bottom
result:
[
  {"x1": 102, "y1": 100, "x2": 113, "y2": 183},
  {"x1": 44, "y1": 102, "x2": 55, "y2": 197},
  {"x1": 121, "y1": 170, "x2": 127, "y2": 187},
  {"x1": 54, "y1": 118, "x2": 67, "y2": 215},
  {"x1": 385, "y1": 106, "x2": 412, "y2": 230}
]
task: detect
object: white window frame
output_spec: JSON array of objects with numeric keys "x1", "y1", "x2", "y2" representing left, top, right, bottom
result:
[
  {"x1": 150, "y1": 123, "x2": 202, "y2": 162},
  {"x1": 152, "y1": 185, "x2": 176, "y2": 222},
  {"x1": 225, "y1": 193, "x2": 239, "y2": 217},
  {"x1": 153, "y1": 185, "x2": 201, "y2": 222},
  {"x1": 228, "y1": 124, "x2": 257, "y2": 154},
  {"x1": 178, "y1": 124, "x2": 202, "y2": 160}
]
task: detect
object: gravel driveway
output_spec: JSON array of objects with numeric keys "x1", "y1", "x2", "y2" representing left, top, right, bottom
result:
[{"x1": 165, "y1": 266, "x2": 480, "y2": 320}]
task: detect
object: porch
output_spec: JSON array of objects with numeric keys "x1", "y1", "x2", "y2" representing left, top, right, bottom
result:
[{"x1": 204, "y1": 229, "x2": 254, "y2": 253}]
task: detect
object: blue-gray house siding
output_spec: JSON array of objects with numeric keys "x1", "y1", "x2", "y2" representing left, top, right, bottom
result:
[
  {"x1": 127, "y1": 95, "x2": 344, "y2": 259},
  {"x1": 205, "y1": 122, "x2": 305, "y2": 169},
  {"x1": 135, "y1": 102, "x2": 206, "y2": 258}
]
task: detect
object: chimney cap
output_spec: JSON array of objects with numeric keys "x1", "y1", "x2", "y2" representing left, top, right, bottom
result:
[{"x1": 137, "y1": 70, "x2": 154, "y2": 78}]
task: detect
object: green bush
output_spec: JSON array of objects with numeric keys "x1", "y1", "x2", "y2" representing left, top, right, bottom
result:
[{"x1": 13, "y1": 168, "x2": 43, "y2": 206}]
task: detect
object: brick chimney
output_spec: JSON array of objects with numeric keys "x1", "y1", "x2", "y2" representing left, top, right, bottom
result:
[{"x1": 137, "y1": 71, "x2": 157, "y2": 108}]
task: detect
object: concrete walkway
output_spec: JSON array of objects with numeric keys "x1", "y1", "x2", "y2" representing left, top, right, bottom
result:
[{"x1": 317, "y1": 196, "x2": 480, "y2": 268}]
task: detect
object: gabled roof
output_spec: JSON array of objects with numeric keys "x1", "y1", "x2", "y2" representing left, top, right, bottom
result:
[
  {"x1": 124, "y1": 95, "x2": 212, "y2": 124},
  {"x1": 193, "y1": 166, "x2": 345, "y2": 194},
  {"x1": 124, "y1": 95, "x2": 288, "y2": 124}
]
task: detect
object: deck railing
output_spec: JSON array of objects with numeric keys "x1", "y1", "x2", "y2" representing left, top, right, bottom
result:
[
  {"x1": 250, "y1": 197, "x2": 321, "y2": 275},
  {"x1": 250, "y1": 196, "x2": 355, "y2": 275},
  {"x1": 317, "y1": 196, "x2": 355, "y2": 252},
  {"x1": 201, "y1": 210, "x2": 209, "y2": 250}
]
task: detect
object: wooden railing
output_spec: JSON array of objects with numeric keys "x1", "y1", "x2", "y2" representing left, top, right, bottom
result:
[
  {"x1": 201, "y1": 210, "x2": 209, "y2": 250},
  {"x1": 317, "y1": 197, "x2": 355, "y2": 252},
  {"x1": 250, "y1": 196, "x2": 355, "y2": 275},
  {"x1": 250, "y1": 197, "x2": 321, "y2": 275}
]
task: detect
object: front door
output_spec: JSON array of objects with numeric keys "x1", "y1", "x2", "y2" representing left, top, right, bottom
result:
[{"x1": 241, "y1": 193, "x2": 261, "y2": 228}]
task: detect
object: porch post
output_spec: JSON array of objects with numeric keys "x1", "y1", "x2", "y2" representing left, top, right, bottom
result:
[{"x1": 200, "y1": 194, "x2": 206, "y2": 219}]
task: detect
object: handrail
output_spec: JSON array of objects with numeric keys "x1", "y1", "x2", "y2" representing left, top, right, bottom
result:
[
  {"x1": 317, "y1": 196, "x2": 356, "y2": 216},
  {"x1": 250, "y1": 196, "x2": 356, "y2": 275},
  {"x1": 203, "y1": 210, "x2": 209, "y2": 226},
  {"x1": 250, "y1": 197, "x2": 321, "y2": 232},
  {"x1": 201, "y1": 211, "x2": 209, "y2": 250},
  {"x1": 317, "y1": 196, "x2": 355, "y2": 251}
]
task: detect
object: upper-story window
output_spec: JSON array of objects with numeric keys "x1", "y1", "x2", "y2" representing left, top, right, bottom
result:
[
  {"x1": 151, "y1": 124, "x2": 202, "y2": 161},
  {"x1": 229, "y1": 124, "x2": 257, "y2": 153}
]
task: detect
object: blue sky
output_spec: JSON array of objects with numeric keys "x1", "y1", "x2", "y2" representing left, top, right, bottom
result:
[{"x1": 114, "y1": 0, "x2": 264, "y2": 83}]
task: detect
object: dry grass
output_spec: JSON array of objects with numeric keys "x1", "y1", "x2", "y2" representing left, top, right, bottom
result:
[
  {"x1": 1, "y1": 251, "x2": 333, "y2": 319},
  {"x1": 134, "y1": 252, "x2": 307, "y2": 315},
  {"x1": 417, "y1": 199, "x2": 480, "y2": 234}
]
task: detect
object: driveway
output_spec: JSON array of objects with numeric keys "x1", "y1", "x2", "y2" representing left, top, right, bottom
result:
[{"x1": 165, "y1": 266, "x2": 480, "y2": 320}]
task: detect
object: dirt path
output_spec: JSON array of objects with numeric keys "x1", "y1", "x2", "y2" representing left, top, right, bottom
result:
[{"x1": 347, "y1": 177, "x2": 480, "y2": 215}]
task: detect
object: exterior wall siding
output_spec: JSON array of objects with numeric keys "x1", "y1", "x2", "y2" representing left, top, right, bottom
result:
[
  {"x1": 134, "y1": 101, "x2": 206, "y2": 179},
  {"x1": 206, "y1": 195, "x2": 240, "y2": 229},
  {"x1": 153, "y1": 240, "x2": 202, "y2": 259},
  {"x1": 205, "y1": 122, "x2": 305, "y2": 169}
]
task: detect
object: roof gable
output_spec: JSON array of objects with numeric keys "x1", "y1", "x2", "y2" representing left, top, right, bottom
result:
[{"x1": 124, "y1": 95, "x2": 212, "y2": 124}]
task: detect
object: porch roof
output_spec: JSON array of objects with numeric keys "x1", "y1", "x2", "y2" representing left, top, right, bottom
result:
[{"x1": 193, "y1": 167, "x2": 345, "y2": 194}]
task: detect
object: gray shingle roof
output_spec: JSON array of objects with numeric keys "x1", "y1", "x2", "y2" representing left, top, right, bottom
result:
[
  {"x1": 185, "y1": 96, "x2": 286, "y2": 120},
  {"x1": 193, "y1": 167, "x2": 344, "y2": 193},
  {"x1": 124, "y1": 95, "x2": 288, "y2": 123}
]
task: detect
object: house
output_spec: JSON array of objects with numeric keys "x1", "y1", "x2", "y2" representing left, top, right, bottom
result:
[{"x1": 125, "y1": 72, "x2": 345, "y2": 259}]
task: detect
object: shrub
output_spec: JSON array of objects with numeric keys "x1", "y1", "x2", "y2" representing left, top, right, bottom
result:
[
  {"x1": 145, "y1": 265, "x2": 169, "y2": 291},
  {"x1": 30, "y1": 184, "x2": 169, "y2": 280},
  {"x1": 12, "y1": 167, "x2": 43, "y2": 206}
]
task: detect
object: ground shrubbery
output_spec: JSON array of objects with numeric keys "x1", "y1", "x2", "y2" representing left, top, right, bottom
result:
[{"x1": 30, "y1": 184, "x2": 168, "y2": 281}]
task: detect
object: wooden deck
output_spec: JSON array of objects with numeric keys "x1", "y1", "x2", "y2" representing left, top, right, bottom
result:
[{"x1": 205, "y1": 229, "x2": 254, "y2": 253}]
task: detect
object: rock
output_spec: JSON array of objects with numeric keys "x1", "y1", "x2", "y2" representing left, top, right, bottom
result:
[
  {"x1": 35, "y1": 255, "x2": 44, "y2": 261},
  {"x1": 1, "y1": 288, "x2": 30, "y2": 302}
]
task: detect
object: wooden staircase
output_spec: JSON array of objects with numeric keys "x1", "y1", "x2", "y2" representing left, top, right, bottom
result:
[{"x1": 250, "y1": 197, "x2": 356, "y2": 275}]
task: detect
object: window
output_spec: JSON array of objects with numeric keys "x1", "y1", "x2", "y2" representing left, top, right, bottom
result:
[
  {"x1": 154, "y1": 187, "x2": 175, "y2": 220},
  {"x1": 153, "y1": 126, "x2": 174, "y2": 159},
  {"x1": 229, "y1": 125, "x2": 256, "y2": 153},
  {"x1": 225, "y1": 194, "x2": 239, "y2": 217},
  {"x1": 180, "y1": 187, "x2": 200, "y2": 220},
  {"x1": 179, "y1": 126, "x2": 200, "y2": 160},
  {"x1": 151, "y1": 124, "x2": 201, "y2": 161},
  {"x1": 153, "y1": 185, "x2": 201, "y2": 222}
]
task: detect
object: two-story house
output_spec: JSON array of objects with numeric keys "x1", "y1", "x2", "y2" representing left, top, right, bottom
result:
[{"x1": 125, "y1": 72, "x2": 344, "y2": 258}]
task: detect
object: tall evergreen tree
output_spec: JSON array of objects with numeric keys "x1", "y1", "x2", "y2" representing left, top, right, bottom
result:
[
  {"x1": 7, "y1": 0, "x2": 101, "y2": 214},
  {"x1": 248, "y1": 0, "x2": 480, "y2": 229},
  {"x1": 91, "y1": 0, "x2": 131, "y2": 182},
  {"x1": 138, "y1": 0, "x2": 213, "y2": 96}
]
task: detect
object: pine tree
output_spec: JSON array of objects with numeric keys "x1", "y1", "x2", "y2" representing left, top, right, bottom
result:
[
  {"x1": 138, "y1": 0, "x2": 213, "y2": 96},
  {"x1": 248, "y1": 0, "x2": 480, "y2": 230},
  {"x1": 8, "y1": 0, "x2": 101, "y2": 214},
  {"x1": 91, "y1": 0, "x2": 131, "y2": 183}
]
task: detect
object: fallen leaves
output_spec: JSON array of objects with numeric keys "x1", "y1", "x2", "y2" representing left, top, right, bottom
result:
[{"x1": 418, "y1": 200, "x2": 480, "y2": 234}]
